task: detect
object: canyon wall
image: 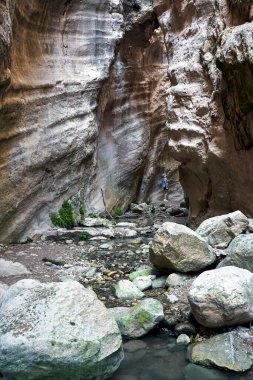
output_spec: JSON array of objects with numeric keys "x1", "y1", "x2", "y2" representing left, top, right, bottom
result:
[
  {"x1": 0, "y1": 0, "x2": 253, "y2": 242},
  {"x1": 154, "y1": 0, "x2": 253, "y2": 220}
]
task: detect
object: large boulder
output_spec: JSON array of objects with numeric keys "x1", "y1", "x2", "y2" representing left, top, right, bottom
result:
[
  {"x1": 188, "y1": 332, "x2": 252, "y2": 372},
  {"x1": 196, "y1": 211, "x2": 248, "y2": 249},
  {"x1": 217, "y1": 234, "x2": 253, "y2": 272},
  {"x1": 109, "y1": 298, "x2": 164, "y2": 338},
  {"x1": 0, "y1": 279, "x2": 123, "y2": 380},
  {"x1": 188, "y1": 266, "x2": 253, "y2": 328},
  {"x1": 149, "y1": 222, "x2": 215, "y2": 273}
]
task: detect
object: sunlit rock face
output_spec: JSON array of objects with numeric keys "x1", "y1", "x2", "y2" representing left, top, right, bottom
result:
[
  {"x1": 0, "y1": 0, "x2": 123, "y2": 242},
  {"x1": 154, "y1": 0, "x2": 253, "y2": 220},
  {"x1": 0, "y1": 0, "x2": 183, "y2": 242},
  {"x1": 1, "y1": 0, "x2": 253, "y2": 242}
]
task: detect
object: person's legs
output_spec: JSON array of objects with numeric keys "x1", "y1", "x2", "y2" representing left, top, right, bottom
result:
[{"x1": 163, "y1": 188, "x2": 168, "y2": 201}]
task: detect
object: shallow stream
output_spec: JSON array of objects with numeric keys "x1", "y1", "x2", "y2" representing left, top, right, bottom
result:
[{"x1": 111, "y1": 333, "x2": 253, "y2": 380}]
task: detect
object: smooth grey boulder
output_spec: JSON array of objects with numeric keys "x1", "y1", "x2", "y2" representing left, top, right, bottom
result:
[
  {"x1": 188, "y1": 332, "x2": 252, "y2": 372},
  {"x1": 217, "y1": 234, "x2": 253, "y2": 272},
  {"x1": 0, "y1": 258, "x2": 30, "y2": 276},
  {"x1": 188, "y1": 266, "x2": 253, "y2": 328},
  {"x1": 0, "y1": 279, "x2": 123, "y2": 380},
  {"x1": 196, "y1": 211, "x2": 248, "y2": 249},
  {"x1": 109, "y1": 298, "x2": 164, "y2": 338},
  {"x1": 115, "y1": 280, "x2": 144, "y2": 300},
  {"x1": 149, "y1": 222, "x2": 215, "y2": 273}
]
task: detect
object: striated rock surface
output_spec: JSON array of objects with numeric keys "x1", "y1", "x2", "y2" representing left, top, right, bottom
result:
[
  {"x1": 1, "y1": 0, "x2": 253, "y2": 242},
  {"x1": 154, "y1": 0, "x2": 253, "y2": 219}
]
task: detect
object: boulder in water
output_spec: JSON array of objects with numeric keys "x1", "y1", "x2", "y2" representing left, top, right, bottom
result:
[
  {"x1": 188, "y1": 332, "x2": 252, "y2": 372},
  {"x1": 109, "y1": 298, "x2": 164, "y2": 338}
]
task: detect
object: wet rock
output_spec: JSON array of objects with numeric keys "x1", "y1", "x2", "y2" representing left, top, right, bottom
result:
[
  {"x1": 150, "y1": 222, "x2": 215, "y2": 272},
  {"x1": 115, "y1": 280, "x2": 144, "y2": 300},
  {"x1": 0, "y1": 258, "x2": 30, "y2": 276},
  {"x1": 188, "y1": 332, "x2": 252, "y2": 372},
  {"x1": 217, "y1": 234, "x2": 253, "y2": 272},
  {"x1": 177, "y1": 334, "x2": 191, "y2": 346},
  {"x1": 188, "y1": 266, "x2": 253, "y2": 328},
  {"x1": 0, "y1": 279, "x2": 123, "y2": 380},
  {"x1": 196, "y1": 211, "x2": 248, "y2": 249},
  {"x1": 152, "y1": 276, "x2": 167, "y2": 289},
  {"x1": 109, "y1": 298, "x2": 164, "y2": 338},
  {"x1": 184, "y1": 363, "x2": 234, "y2": 380},
  {"x1": 133, "y1": 276, "x2": 152, "y2": 291},
  {"x1": 166, "y1": 273, "x2": 191, "y2": 288}
]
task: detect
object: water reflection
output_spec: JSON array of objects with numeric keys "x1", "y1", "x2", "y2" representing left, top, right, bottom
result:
[{"x1": 111, "y1": 333, "x2": 253, "y2": 380}]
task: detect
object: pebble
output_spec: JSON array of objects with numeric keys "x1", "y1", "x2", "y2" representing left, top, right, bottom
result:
[
  {"x1": 65, "y1": 240, "x2": 73, "y2": 244},
  {"x1": 166, "y1": 294, "x2": 178, "y2": 303},
  {"x1": 100, "y1": 244, "x2": 110, "y2": 250}
]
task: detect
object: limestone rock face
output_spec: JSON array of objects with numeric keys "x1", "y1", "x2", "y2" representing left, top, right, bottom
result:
[
  {"x1": 0, "y1": 279, "x2": 123, "y2": 380},
  {"x1": 1, "y1": 0, "x2": 253, "y2": 242},
  {"x1": 188, "y1": 266, "x2": 253, "y2": 328},
  {"x1": 0, "y1": 0, "x2": 183, "y2": 243},
  {"x1": 149, "y1": 222, "x2": 216, "y2": 272},
  {"x1": 154, "y1": 0, "x2": 253, "y2": 220}
]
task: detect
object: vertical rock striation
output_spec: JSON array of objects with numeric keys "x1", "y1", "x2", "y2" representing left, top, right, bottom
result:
[
  {"x1": 155, "y1": 0, "x2": 253, "y2": 220},
  {"x1": 1, "y1": 0, "x2": 253, "y2": 242}
]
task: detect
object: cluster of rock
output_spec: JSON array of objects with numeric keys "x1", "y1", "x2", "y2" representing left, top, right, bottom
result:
[
  {"x1": 1, "y1": 209, "x2": 253, "y2": 377},
  {"x1": 147, "y1": 210, "x2": 253, "y2": 373}
]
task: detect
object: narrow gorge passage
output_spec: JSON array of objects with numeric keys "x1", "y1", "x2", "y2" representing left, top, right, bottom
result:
[{"x1": 1, "y1": 0, "x2": 253, "y2": 379}]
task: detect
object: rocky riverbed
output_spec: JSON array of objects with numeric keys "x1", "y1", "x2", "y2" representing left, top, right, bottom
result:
[{"x1": 1, "y1": 203, "x2": 253, "y2": 379}]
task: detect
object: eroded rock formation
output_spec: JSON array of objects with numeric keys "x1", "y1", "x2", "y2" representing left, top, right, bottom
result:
[
  {"x1": 154, "y1": 0, "x2": 253, "y2": 219},
  {"x1": 1, "y1": 0, "x2": 253, "y2": 242}
]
